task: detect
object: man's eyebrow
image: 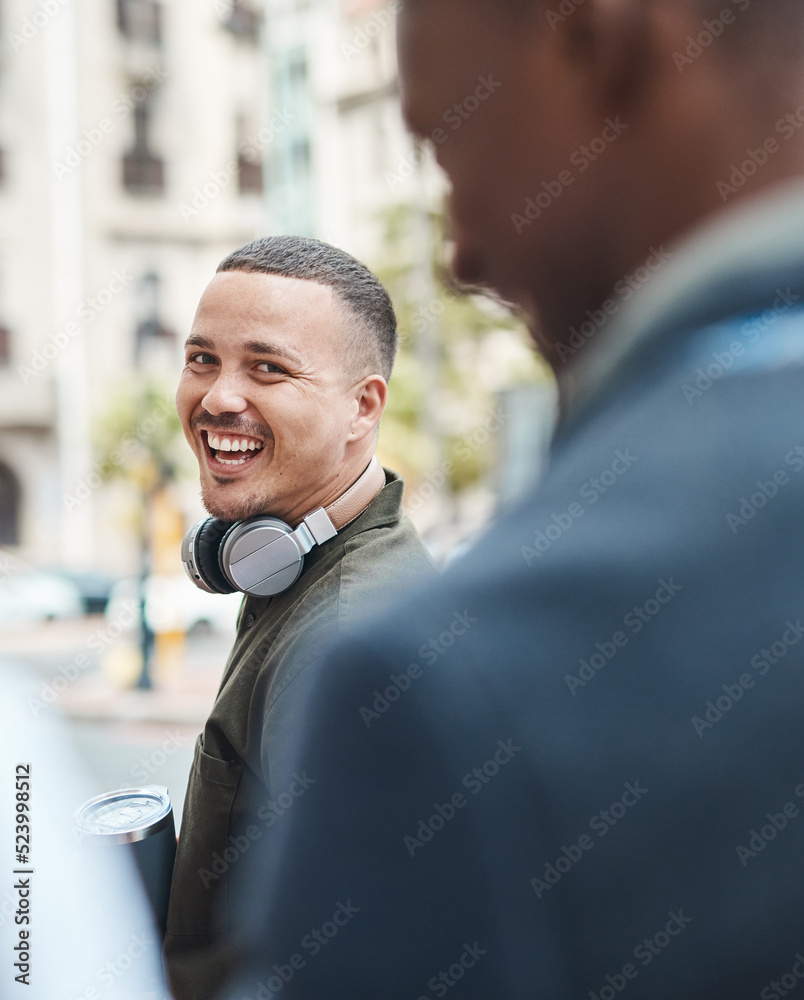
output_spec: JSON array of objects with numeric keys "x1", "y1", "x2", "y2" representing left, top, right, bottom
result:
[
  {"x1": 243, "y1": 340, "x2": 303, "y2": 365},
  {"x1": 184, "y1": 333, "x2": 303, "y2": 366},
  {"x1": 185, "y1": 334, "x2": 213, "y2": 350}
]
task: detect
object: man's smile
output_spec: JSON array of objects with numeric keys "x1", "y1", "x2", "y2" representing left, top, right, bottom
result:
[{"x1": 201, "y1": 429, "x2": 267, "y2": 472}]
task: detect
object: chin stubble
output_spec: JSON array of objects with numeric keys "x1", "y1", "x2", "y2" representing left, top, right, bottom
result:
[{"x1": 200, "y1": 481, "x2": 274, "y2": 522}]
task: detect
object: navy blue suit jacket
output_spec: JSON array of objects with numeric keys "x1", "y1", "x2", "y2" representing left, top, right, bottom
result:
[{"x1": 228, "y1": 203, "x2": 804, "y2": 999}]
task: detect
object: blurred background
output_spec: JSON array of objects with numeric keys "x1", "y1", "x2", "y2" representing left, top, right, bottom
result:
[{"x1": 0, "y1": 0, "x2": 556, "y2": 820}]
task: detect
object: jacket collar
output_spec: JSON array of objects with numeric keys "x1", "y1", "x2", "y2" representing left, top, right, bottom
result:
[{"x1": 558, "y1": 178, "x2": 804, "y2": 436}]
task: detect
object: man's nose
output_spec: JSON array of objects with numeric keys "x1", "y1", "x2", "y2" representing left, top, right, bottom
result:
[{"x1": 201, "y1": 374, "x2": 248, "y2": 415}]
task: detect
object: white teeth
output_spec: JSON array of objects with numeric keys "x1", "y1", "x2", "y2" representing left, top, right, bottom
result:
[
  {"x1": 217, "y1": 456, "x2": 248, "y2": 466},
  {"x1": 207, "y1": 432, "x2": 265, "y2": 454}
]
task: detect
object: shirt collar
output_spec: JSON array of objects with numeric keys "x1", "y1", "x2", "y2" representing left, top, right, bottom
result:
[{"x1": 559, "y1": 178, "x2": 804, "y2": 431}]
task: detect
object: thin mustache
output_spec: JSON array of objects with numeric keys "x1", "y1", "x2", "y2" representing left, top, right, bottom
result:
[{"x1": 191, "y1": 414, "x2": 273, "y2": 440}]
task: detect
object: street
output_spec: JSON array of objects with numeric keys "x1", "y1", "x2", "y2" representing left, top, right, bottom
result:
[{"x1": 1, "y1": 616, "x2": 233, "y2": 830}]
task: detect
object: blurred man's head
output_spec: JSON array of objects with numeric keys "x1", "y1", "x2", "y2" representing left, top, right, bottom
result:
[
  {"x1": 176, "y1": 237, "x2": 395, "y2": 524},
  {"x1": 397, "y1": 0, "x2": 804, "y2": 363}
]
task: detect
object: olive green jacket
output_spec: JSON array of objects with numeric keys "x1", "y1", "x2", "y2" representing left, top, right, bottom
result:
[{"x1": 163, "y1": 472, "x2": 435, "y2": 1000}]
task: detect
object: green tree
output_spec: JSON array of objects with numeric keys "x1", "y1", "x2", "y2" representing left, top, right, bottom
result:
[
  {"x1": 371, "y1": 202, "x2": 551, "y2": 497},
  {"x1": 93, "y1": 379, "x2": 184, "y2": 687}
]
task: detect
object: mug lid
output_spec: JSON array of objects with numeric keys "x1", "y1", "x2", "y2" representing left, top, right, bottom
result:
[{"x1": 74, "y1": 785, "x2": 172, "y2": 845}]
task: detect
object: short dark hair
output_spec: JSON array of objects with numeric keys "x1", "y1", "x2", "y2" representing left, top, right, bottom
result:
[{"x1": 217, "y1": 236, "x2": 398, "y2": 381}]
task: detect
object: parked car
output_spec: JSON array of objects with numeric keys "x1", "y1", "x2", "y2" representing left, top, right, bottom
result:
[
  {"x1": 0, "y1": 571, "x2": 84, "y2": 627},
  {"x1": 46, "y1": 569, "x2": 119, "y2": 615},
  {"x1": 105, "y1": 574, "x2": 243, "y2": 636}
]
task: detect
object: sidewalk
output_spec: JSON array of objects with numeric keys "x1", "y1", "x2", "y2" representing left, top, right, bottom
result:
[
  {"x1": 2, "y1": 616, "x2": 228, "y2": 726},
  {"x1": 58, "y1": 665, "x2": 222, "y2": 725}
]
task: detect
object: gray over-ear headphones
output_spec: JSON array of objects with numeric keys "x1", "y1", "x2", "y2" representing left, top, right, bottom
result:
[{"x1": 181, "y1": 457, "x2": 386, "y2": 598}]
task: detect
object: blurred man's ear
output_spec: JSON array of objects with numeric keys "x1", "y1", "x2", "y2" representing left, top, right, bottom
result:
[
  {"x1": 553, "y1": 0, "x2": 656, "y2": 109},
  {"x1": 349, "y1": 375, "x2": 388, "y2": 442}
]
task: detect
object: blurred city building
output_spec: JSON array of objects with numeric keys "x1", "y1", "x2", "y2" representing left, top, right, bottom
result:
[
  {"x1": 0, "y1": 0, "x2": 271, "y2": 572},
  {"x1": 0, "y1": 0, "x2": 554, "y2": 578}
]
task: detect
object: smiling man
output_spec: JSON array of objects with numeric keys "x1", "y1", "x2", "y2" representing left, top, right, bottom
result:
[
  {"x1": 227, "y1": 3, "x2": 804, "y2": 999},
  {"x1": 162, "y1": 236, "x2": 433, "y2": 1000}
]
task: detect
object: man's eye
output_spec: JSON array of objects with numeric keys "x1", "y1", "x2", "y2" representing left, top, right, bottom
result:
[
  {"x1": 188, "y1": 352, "x2": 217, "y2": 366},
  {"x1": 256, "y1": 362, "x2": 285, "y2": 375}
]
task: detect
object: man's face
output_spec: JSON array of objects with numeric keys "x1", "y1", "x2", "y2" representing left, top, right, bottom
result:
[
  {"x1": 176, "y1": 271, "x2": 363, "y2": 524},
  {"x1": 397, "y1": 0, "x2": 632, "y2": 344}
]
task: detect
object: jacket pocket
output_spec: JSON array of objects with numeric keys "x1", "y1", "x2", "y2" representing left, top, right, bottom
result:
[{"x1": 166, "y1": 733, "x2": 243, "y2": 936}]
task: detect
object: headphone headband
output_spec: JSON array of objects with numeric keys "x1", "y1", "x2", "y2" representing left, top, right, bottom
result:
[{"x1": 323, "y1": 456, "x2": 386, "y2": 530}]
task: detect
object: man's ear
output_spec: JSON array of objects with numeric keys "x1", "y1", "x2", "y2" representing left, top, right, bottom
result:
[
  {"x1": 348, "y1": 375, "x2": 388, "y2": 442},
  {"x1": 556, "y1": 0, "x2": 654, "y2": 108}
]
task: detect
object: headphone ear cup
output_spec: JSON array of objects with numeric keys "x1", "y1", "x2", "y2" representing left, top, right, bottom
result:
[
  {"x1": 194, "y1": 518, "x2": 238, "y2": 595},
  {"x1": 219, "y1": 515, "x2": 305, "y2": 597}
]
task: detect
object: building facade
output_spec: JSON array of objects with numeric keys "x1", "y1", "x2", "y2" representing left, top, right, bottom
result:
[{"x1": 0, "y1": 0, "x2": 550, "y2": 575}]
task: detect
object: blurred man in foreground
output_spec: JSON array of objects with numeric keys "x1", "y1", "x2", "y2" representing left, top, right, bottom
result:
[
  {"x1": 163, "y1": 236, "x2": 433, "y2": 1000},
  {"x1": 228, "y1": 3, "x2": 804, "y2": 998}
]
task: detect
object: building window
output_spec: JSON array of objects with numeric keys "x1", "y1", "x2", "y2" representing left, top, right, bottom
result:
[
  {"x1": 0, "y1": 464, "x2": 20, "y2": 546},
  {"x1": 222, "y1": 2, "x2": 261, "y2": 41},
  {"x1": 117, "y1": 0, "x2": 162, "y2": 45},
  {"x1": 236, "y1": 116, "x2": 263, "y2": 196},
  {"x1": 122, "y1": 93, "x2": 165, "y2": 196},
  {"x1": 272, "y1": 49, "x2": 314, "y2": 234},
  {"x1": 135, "y1": 272, "x2": 174, "y2": 365}
]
